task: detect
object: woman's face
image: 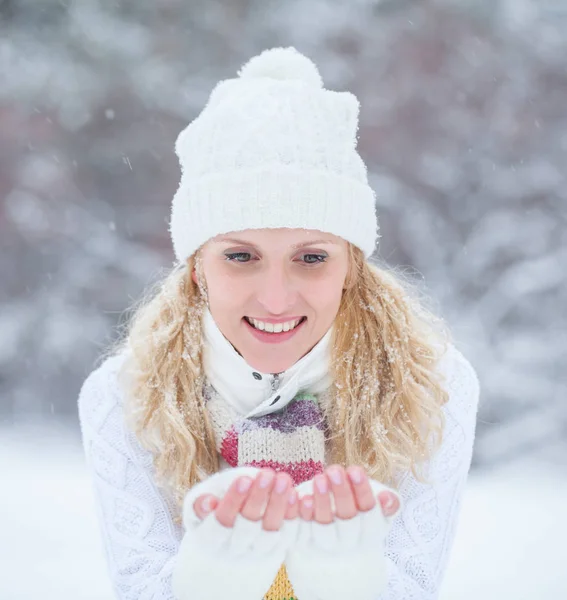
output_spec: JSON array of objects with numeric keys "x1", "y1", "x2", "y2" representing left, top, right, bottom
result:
[{"x1": 194, "y1": 228, "x2": 350, "y2": 374}]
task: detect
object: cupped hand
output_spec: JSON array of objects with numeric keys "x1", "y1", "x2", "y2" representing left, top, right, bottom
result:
[
  {"x1": 193, "y1": 468, "x2": 298, "y2": 531},
  {"x1": 298, "y1": 465, "x2": 400, "y2": 524}
]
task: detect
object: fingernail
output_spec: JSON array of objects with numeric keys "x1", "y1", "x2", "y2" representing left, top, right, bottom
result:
[
  {"x1": 202, "y1": 496, "x2": 213, "y2": 513},
  {"x1": 315, "y1": 475, "x2": 328, "y2": 494},
  {"x1": 349, "y1": 467, "x2": 363, "y2": 485},
  {"x1": 381, "y1": 492, "x2": 395, "y2": 511},
  {"x1": 288, "y1": 490, "x2": 297, "y2": 505},
  {"x1": 327, "y1": 468, "x2": 342, "y2": 485},
  {"x1": 259, "y1": 471, "x2": 274, "y2": 489},
  {"x1": 275, "y1": 476, "x2": 288, "y2": 494},
  {"x1": 385, "y1": 494, "x2": 395, "y2": 509},
  {"x1": 238, "y1": 477, "x2": 252, "y2": 493},
  {"x1": 303, "y1": 496, "x2": 313, "y2": 509}
]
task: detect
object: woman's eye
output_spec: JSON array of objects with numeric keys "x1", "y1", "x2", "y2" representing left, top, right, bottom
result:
[
  {"x1": 224, "y1": 252, "x2": 327, "y2": 265},
  {"x1": 224, "y1": 252, "x2": 252, "y2": 263},
  {"x1": 302, "y1": 254, "x2": 327, "y2": 265}
]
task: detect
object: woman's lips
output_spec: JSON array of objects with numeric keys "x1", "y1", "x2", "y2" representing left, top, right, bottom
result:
[{"x1": 243, "y1": 316, "x2": 307, "y2": 343}]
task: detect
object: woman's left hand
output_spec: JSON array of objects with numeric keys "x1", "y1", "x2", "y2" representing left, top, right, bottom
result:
[{"x1": 298, "y1": 465, "x2": 400, "y2": 523}]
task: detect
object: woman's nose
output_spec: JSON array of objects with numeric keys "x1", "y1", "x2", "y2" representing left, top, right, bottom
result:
[{"x1": 253, "y1": 268, "x2": 298, "y2": 314}]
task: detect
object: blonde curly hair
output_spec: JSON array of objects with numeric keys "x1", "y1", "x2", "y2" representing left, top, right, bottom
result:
[{"x1": 111, "y1": 243, "x2": 451, "y2": 519}]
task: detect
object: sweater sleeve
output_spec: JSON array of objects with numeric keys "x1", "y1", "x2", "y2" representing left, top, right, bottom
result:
[
  {"x1": 375, "y1": 345, "x2": 480, "y2": 599},
  {"x1": 286, "y1": 344, "x2": 481, "y2": 600},
  {"x1": 78, "y1": 354, "x2": 182, "y2": 600}
]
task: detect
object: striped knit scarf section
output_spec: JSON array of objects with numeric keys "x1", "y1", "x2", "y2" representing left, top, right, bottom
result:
[{"x1": 204, "y1": 383, "x2": 329, "y2": 599}]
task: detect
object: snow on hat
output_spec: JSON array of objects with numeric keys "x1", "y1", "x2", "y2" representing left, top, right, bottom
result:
[{"x1": 169, "y1": 46, "x2": 378, "y2": 262}]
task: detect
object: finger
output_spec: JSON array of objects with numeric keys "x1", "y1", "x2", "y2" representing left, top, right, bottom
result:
[
  {"x1": 262, "y1": 472, "x2": 293, "y2": 531},
  {"x1": 313, "y1": 474, "x2": 333, "y2": 524},
  {"x1": 346, "y1": 465, "x2": 376, "y2": 512},
  {"x1": 214, "y1": 476, "x2": 253, "y2": 528},
  {"x1": 284, "y1": 488, "x2": 299, "y2": 520},
  {"x1": 299, "y1": 494, "x2": 314, "y2": 521},
  {"x1": 193, "y1": 494, "x2": 219, "y2": 520},
  {"x1": 240, "y1": 469, "x2": 276, "y2": 521},
  {"x1": 326, "y1": 465, "x2": 357, "y2": 520},
  {"x1": 378, "y1": 491, "x2": 401, "y2": 517}
]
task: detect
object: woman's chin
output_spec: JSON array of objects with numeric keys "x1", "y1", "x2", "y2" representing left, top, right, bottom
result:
[
  {"x1": 245, "y1": 357, "x2": 295, "y2": 374},
  {"x1": 238, "y1": 347, "x2": 299, "y2": 374}
]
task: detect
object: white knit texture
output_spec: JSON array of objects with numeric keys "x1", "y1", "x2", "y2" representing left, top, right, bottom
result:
[
  {"x1": 169, "y1": 47, "x2": 379, "y2": 262},
  {"x1": 173, "y1": 466, "x2": 401, "y2": 600},
  {"x1": 78, "y1": 344, "x2": 479, "y2": 599},
  {"x1": 286, "y1": 477, "x2": 402, "y2": 600},
  {"x1": 173, "y1": 466, "x2": 299, "y2": 600}
]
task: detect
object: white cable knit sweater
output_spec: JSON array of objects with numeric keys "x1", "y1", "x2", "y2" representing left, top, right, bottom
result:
[{"x1": 78, "y1": 343, "x2": 479, "y2": 600}]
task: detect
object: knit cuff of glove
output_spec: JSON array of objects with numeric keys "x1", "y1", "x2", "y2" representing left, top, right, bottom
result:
[
  {"x1": 172, "y1": 466, "x2": 299, "y2": 600},
  {"x1": 286, "y1": 478, "x2": 402, "y2": 600}
]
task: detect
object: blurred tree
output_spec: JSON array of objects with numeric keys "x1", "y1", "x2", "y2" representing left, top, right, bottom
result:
[{"x1": 1, "y1": 0, "x2": 565, "y2": 469}]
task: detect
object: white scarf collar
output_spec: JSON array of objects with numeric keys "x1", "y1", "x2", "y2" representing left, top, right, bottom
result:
[{"x1": 202, "y1": 307, "x2": 333, "y2": 419}]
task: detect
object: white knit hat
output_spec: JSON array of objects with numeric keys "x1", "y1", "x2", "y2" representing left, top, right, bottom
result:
[{"x1": 169, "y1": 46, "x2": 378, "y2": 262}]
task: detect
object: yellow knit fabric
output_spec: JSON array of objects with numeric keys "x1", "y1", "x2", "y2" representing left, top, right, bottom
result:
[{"x1": 263, "y1": 563, "x2": 297, "y2": 600}]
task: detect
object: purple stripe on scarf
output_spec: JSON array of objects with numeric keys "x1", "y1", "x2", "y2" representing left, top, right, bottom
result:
[{"x1": 240, "y1": 397, "x2": 326, "y2": 434}]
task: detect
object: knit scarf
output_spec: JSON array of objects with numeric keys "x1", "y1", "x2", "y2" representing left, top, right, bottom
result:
[
  {"x1": 204, "y1": 383, "x2": 329, "y2": 600},
  {"x1": 201, "y1": 308, "x2": 335, "y2": 599}
]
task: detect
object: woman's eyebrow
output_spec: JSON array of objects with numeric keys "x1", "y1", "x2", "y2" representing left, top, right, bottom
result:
[{"x1": 218, "y1": 237, "x2": 336, "y2": 249}]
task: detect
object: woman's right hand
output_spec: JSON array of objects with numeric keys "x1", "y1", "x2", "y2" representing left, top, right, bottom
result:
[{"x1": 193, "y1": 468, "x2": 298, "y2": 532}]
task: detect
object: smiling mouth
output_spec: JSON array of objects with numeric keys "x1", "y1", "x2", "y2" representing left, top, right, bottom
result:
[{"x1": 244, "y1": 316, "x2": 307, "y2": 333}]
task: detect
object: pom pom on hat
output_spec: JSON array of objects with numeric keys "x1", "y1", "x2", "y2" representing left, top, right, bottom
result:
[{"x1": 237, "y1": 46, "x2": 324, "y2": 89}]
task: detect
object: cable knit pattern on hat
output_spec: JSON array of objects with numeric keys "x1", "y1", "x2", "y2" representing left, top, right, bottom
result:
[
  {"x1": 77, "y1": 341, "x2": 479, "y2": 600},
  {"x1": 169, "y1": 47, "x2": 379, "y2": 262}
]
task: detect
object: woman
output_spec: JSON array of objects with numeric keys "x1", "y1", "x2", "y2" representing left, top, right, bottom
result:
[{"x1": 78, "y1": 47, "x2": 480, "y2": 600}]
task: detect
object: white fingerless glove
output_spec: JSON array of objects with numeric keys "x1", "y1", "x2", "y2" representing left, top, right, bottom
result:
[
  {"x1": 286, "y1": 478, "x2": 403, "y2": 600},
  {"x1": 172, "y1": 466, "x2": 299, "y2": 600}
]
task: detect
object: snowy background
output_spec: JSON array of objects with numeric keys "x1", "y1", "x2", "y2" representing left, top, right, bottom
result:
[{"x1": 1, "y1": 0, "x2": 566, "y2": 598}]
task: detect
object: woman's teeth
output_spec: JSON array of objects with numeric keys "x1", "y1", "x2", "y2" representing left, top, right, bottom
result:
[{"x1": 246, "y1": 317, "x2": 304, "y2": 333}]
